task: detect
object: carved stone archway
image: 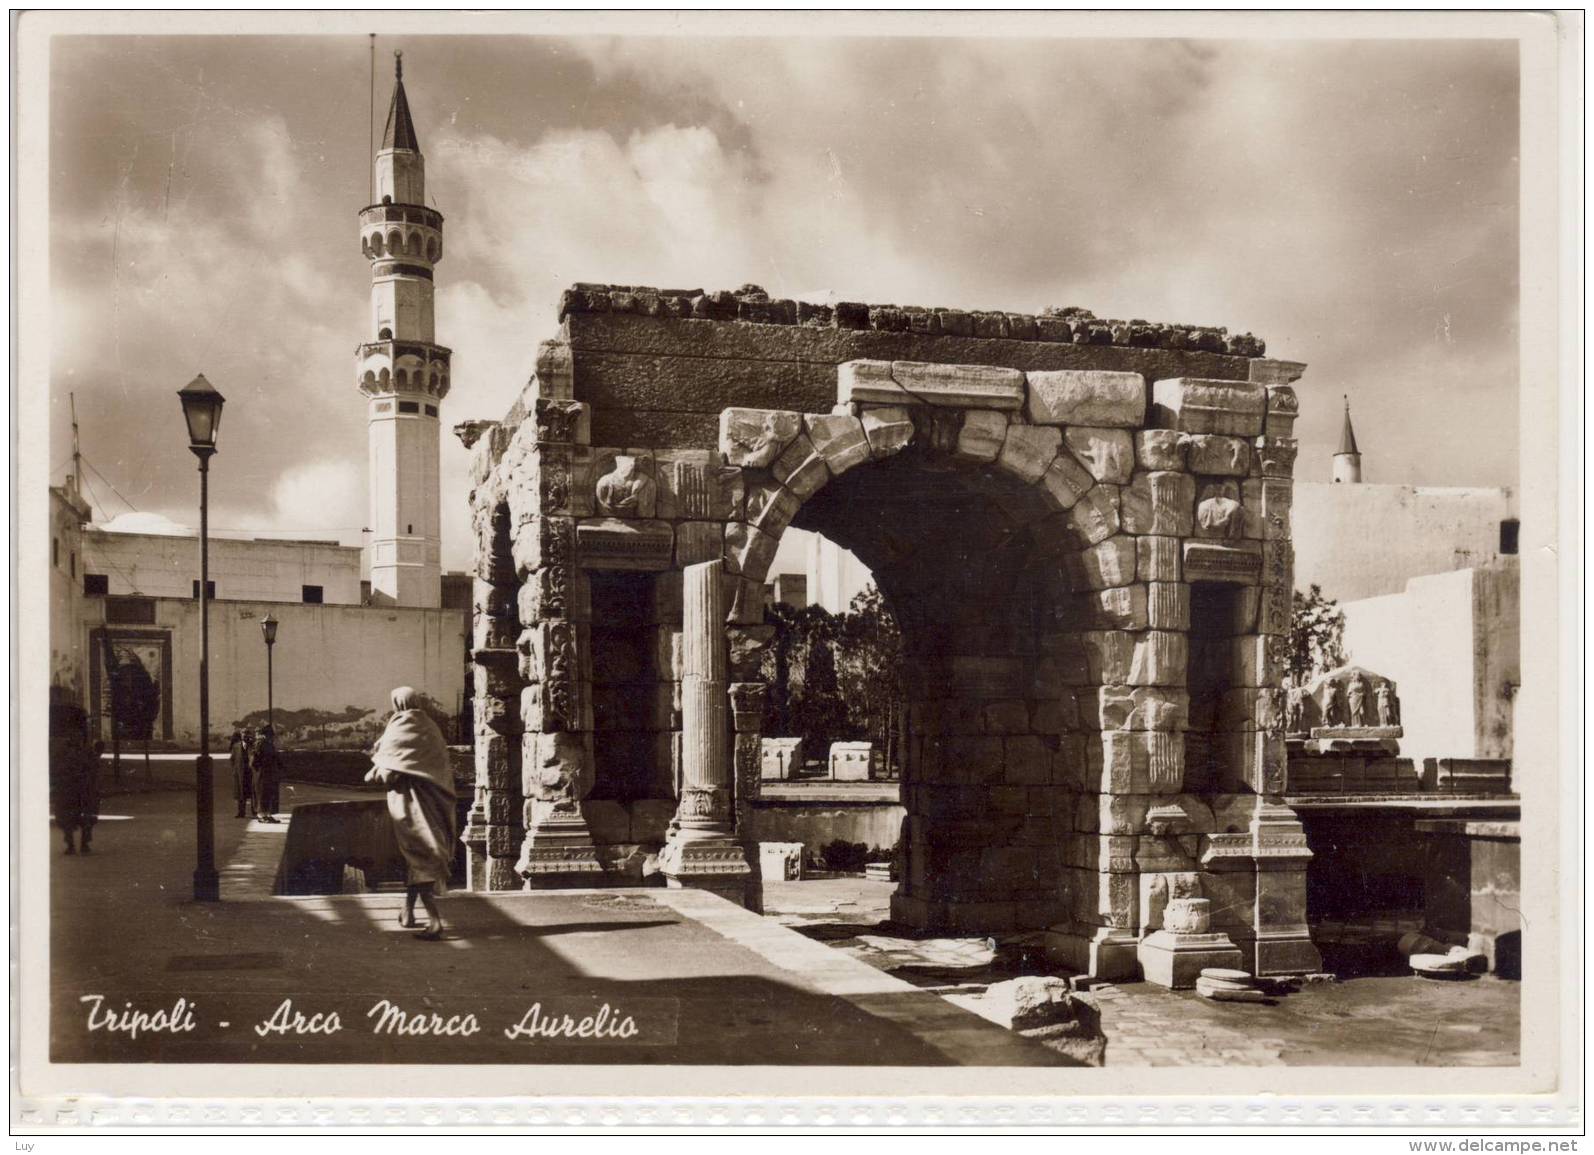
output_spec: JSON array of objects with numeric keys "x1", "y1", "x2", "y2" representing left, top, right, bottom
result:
[{"x1": 458, "y1": 287, "x2": 1320, "y2": 984}]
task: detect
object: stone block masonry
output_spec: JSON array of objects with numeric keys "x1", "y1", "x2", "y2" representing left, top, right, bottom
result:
[{"x1": 459, "y1": 282, "x2": 1315, "y2": 984}]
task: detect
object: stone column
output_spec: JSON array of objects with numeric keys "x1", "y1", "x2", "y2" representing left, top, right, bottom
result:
[{"x1": 658, "y1": 559, "x2": 752, "y2": 903}]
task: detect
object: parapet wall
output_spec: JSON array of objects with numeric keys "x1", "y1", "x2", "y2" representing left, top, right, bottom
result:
[{"x1": 557, "y1": 284, "x2": 1271, "y2": 450}]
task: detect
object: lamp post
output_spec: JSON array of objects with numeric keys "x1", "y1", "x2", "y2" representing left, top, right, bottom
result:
[
  {"x1": 260, "y1": 613, "x2": 278, "y2": 733},
  {"x1": 178, "y1": 374, "x2": 225, "y2": 902}
]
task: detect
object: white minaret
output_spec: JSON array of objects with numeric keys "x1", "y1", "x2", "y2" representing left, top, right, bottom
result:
[
  {"x1": 357, "y1": 51, "x2": 447, "y2": 607},
  {"x1": 1332, "y1": 394, "x2": 1363, "y2": 484}
]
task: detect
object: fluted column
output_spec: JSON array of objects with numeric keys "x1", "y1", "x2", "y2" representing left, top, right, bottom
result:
[{"x1": 659, "y1": 560, "x2": 752, "y2": 902}]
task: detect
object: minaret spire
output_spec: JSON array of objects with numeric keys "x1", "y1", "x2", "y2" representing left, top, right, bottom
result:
[
  {"x1": 382, "y1": 50, "x2": 419, "y2": 153},
  {"x1": 1333, "y1": 394, "x2": 1363, "y2": 484},
  {"x1": 356, "y1": 54, "x2": 448, "y2": 607}
]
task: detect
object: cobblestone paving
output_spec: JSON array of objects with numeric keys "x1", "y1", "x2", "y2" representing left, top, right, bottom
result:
[{"x1": 765, "y1": 877, "x2": 1520, "y2": 1068}]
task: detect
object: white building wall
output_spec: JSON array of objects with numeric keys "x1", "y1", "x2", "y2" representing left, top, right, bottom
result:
[
  {"x1": 1340, "y1": 560, "x2": 1519, "y2": 767},
  {"x1": 805, "y1": 533, "x2": 873, "y2": 614},
  {"x1": 1292, "y1": 482, "x2": 1516, "y2": 603},
  {"x1": 82, "y1": 596, "x2": 467, "y2": 747},
  {"x1": 81, "y1": 530, "x2": 363, "y2": 605}
]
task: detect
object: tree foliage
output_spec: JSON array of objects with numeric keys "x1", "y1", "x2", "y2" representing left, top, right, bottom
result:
[
  {"x1": 761, "y1": 588, "x2": 907, "y2": 772},
  {"x1": 1288, "y1": 584, "x2": 1347, "y2": 687}
]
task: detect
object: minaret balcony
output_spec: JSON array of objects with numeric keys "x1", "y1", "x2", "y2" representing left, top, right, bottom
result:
[
  {"x1": 359, "y1": 203, "x2": 443, "y2": 229},
  {"x1": 357, "y1": 339, "x2": 452, "y2": 401},
  {"x1": 362, "y1": 215, "x2": 442, "y2": 264}
]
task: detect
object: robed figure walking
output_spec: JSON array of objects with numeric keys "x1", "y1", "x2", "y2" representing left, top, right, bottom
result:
[
  {"x1": 50, "y1": 701, "x2": 100, "y2": 854},
  {"x1": 365, "y1": 687, "x2": 456, "y2": 940}
]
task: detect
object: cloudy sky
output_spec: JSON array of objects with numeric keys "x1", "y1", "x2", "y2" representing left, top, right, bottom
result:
[{"x1": 46, "y1": 29, "x2": 1519, "y2": 570}]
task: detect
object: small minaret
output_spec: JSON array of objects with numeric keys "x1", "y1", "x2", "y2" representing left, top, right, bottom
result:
[
  {"x1": 357, "y1": 51, "x2": 448, "y2": 607},
  {"x1": 1333, "y1": 395, "x2": 1362, "y2": 484}
]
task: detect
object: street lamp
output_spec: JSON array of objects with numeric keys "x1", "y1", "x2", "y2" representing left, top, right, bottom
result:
[
  {"x1": 178, "y1": 373, "x2": 225, "y2": 902},
  {"x1": 260, "y1": 613, "x2": 278, "y2": 733}
]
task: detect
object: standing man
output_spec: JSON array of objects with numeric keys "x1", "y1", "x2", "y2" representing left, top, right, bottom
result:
[
  {"x1": 229, "y1": 726, "x2": 252, "y2": 819},
  {"x1": 251, "y1": 725, "x2": 282, "y2": 823}
]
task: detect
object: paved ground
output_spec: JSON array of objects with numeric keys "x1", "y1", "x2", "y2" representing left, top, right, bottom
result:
[
  {"x1": 762, "y1": 877, "x2": 1520, "y2": 1067},
  {"x1": 46, "y1": 789, "x2": 1064, "y2": 1067}
]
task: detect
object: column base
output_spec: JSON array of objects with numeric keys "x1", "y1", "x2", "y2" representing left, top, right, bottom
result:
[
  {"x1": 1253, "y1": 927, "x2": 1323, "y2": 976},
  {"x1": 1137, "y1": 929, "x2": 1243, "y2": 989},
  {"x1": 516, "y1": 819, "x2": 604, "y2": 888},
  {"x1": 657, "y1": 837, "x2": 753, "y2": 909}
]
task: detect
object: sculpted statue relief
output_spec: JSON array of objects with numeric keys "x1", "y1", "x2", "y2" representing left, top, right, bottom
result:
[
  {"x1": 1377, "y1": 680, "x2": 1400, "y2": 726},
  {"x1": 1301, "y1": 665, "x2": 1403, "y2": 735},
  {"x1": 595, "y1": 454, "x2": 657, "y2": 517},
  {"x1": 1196, "y1": 481, "x2": 1244, "y2": 539},
  {"x1": 1321, "y1": 678, "x2": 1346, "y2": 727},
  {"x1": 1346, "y1": 674, "x2": 1368, "y2": 727}
]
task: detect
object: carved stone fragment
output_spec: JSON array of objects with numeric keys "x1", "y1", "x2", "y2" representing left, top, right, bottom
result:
[
  {"x1": 1121, "y1": 471, "x2": 1195, "y2": 536},
  {"x1": 594, "y1": 453, "x2": 657, "y2": 517},
  {"x1": 719, "y1": 407, "x2": 802, "y2": 468},
  {"x1": 1255, "y1": 436, "x2": 1299, "y2": 478},
  {"x1": 575, "y1": 518, "x2": 674, "y2": 571},
  {"x1": 1134, "y1": 429, "x2": 1187, "y2": 471},
  {"x1": 1182, "y1": 539, "x2": 1262, "y2": 584},
  {"x1": 1195, "y1": 481, "x2": 1245, "y2": 540},
  {"x1": 1064, "y1": 426, "x2": 1135, "y2": 485},
  {"x1": 674, "y1": 520, "x2": 724, "y2": 567},
  {"x1": 1137, "y1": 535, "x2": 1181, "y2": 582},
  {"x1": 1184, "y1": 434, "x2": 1251, "y2": 477}
]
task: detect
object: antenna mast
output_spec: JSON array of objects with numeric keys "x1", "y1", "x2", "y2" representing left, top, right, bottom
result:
[
  {"x1": 69, "y1": 391, "x2": 82, "y2": 499},
  {"x1": 368, "y1": 33, "x2": 376, "y2": 204}
]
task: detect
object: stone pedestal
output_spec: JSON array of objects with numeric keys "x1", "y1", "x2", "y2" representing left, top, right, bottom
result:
[
  {"x1": 660, "y1": 560, "x2": 752, "y2": 903},
  {"x1": 1251, "y1": 800, "x2": 1322, "y2": 975},
  {"x1": 1137, "y1": 898, "x2": 1243, "y2": 989}
]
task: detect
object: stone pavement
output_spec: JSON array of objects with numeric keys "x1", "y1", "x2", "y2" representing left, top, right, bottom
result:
[
  {"x1": 764, "y1": 876, "x2": 1520, "y2": 1068},
  {"x1": 45, "y1": 790, "x2": 1067, "y2": 1067}
]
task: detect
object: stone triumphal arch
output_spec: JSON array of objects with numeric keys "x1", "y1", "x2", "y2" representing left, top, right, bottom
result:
[{"x1": 455, "y1": 284, "x2": 1320, "y2": 985}]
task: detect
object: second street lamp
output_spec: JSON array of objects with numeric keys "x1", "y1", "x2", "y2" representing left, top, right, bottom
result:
[
  {"x1": 177, "y1": 373, "x2": 225, "y2": 903},
  {"x1": 260, "y1": 613, "x2": 278, "y2": 734}
]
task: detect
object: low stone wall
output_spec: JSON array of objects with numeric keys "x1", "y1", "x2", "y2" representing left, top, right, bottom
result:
[{"x1": 748, "y1": 783, "x2": 905, "y2": 855}]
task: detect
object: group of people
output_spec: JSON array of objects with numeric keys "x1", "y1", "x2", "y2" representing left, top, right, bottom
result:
[
  {"x1": 228, "y1": 724, "x2": 282, "y2": 822},
  {"x1": 51, "y1": 686, "x2": 455, "y2": 940}
]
